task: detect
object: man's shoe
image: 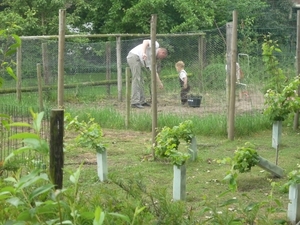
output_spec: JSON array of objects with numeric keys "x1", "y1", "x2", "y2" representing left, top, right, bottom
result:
[
  {"x1": 131, "y1": 104, "x2": 144, "y2": 109},
  {"x1": 142, "y1": 102, "x2": 151, "y2": 107}
]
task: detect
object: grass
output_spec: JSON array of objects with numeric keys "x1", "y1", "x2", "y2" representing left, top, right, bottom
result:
[
  {"x1": 61, "y1": 126, "x2": 300, "y2": 224},
  {"x1": 0, "y1": 72, "x2": 298, "y2": 223}
]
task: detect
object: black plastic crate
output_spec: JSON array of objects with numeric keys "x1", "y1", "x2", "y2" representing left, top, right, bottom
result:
[{"x1": 187, "y1": 95, "x2": 202, "y2": 108}]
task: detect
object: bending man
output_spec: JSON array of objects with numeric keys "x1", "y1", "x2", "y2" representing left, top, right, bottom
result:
[{"x1": 127, "y1": 39, "x2": 168, "y2": 109}]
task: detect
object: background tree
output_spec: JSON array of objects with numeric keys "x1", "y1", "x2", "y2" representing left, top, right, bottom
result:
[
  {"x1": 0, "y1": 0, "x2": 69, "y2": 35},
  {"x1": 0, "y1": 0, "x2": 296, "y2": 38}
]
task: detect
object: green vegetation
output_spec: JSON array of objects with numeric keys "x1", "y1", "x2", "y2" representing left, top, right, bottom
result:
[
  {"x1": 65, "y1": 113, "x2": 106, "y2": 154},
  {"x1": 155, "y1": 120, "x2": 194, "y2": 166},
  {"x1": 1, "y1": 116, "x2": 299, "y2": 224},
  {"x1": 1, "y1": 7, "x2": 300, "y2": 224}
]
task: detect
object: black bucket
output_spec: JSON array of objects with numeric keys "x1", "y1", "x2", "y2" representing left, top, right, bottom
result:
[{"x1": 187, "y1": 95, "x2": 202, "y2": 108}]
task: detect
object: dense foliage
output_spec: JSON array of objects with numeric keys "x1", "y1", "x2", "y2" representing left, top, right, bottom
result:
[{"x1": 0, "y1": 0, "x2": 295, "y2": 35}]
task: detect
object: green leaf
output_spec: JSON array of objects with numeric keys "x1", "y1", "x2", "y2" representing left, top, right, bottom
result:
[
  {"x1": 8, "y1": 122, "x2": 32, "y2": 128},
  {"x1": 70, "y1": 166, "x2": 82, "y2": 184},
  {"x1": 93, "y1": 206, "x2": 105, "y2": 225},
  {"x1": 16, "y1": 170, "x2": 49, "y2": 190},
  {"x1": 134, "y1": 206, "x2": 146, "y2": 215},
  {"x1": 12, "y1": 34, "x2": 21, "y2": 45},
  {"x1": 6, "y1": 197, "x2": 24, "y2": 207},
  {"x1": 33, "y1": 111, "x2": 45, "y2": 132},
  {"x1": 108, "y1": 212, "x2": 130, "y2": 223},
  {"x1": 0, "y1": 190, "x2": 12, "y2": 200},
  {"x1": 29, "y1": 184, "x2": 54, "y2": 201},
  {"x1": 4, "y1": 146, "x2": 31, "y2": 162},
  {"x1": 219, "y1": 198, "x2": 238, "y2": 207},
  {"x1": 9, "y1": 133, "x2": 39, "y2": 140},
  {"x1": 17, "y1": 211, "x2": 33, "y2": 221},
  {"x1": 6, "y1": 67, "x2": 17, "y2": 80}
]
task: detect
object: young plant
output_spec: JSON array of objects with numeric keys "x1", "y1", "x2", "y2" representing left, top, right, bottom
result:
[
  {"x1": 264, "y1": 76, "x2": 300, "y2": 121},
  {"x1": 64, "y1": 113, "x2": 106, "y2": 153},
  {"x1": 232, "y1": 142, "x2": 260, "y2": 173},
  {"x1": 0, "y1": 28, "x2": 21, "y2": 88},
  {"x1": 262, "y1": 34, "x2": 287, "y2": 93},
  {"x1": 5, "y1": 109, "x2": 49, "y2": 170},
  {"x1": 218, "y1": 142, "x2": 260, "y2": 192},
  {"x1": 154, "y1": 120, "x2": 194, "y2": 166},
  {"x1": 281, "y1": 163, "x2": 300, "y2": 192},
  {"x1": 0, "y1": 110, "x2": 135, "y2": 224},
  {"x1": 262, "y1": 34, "x2": 300, "y2": 122}
]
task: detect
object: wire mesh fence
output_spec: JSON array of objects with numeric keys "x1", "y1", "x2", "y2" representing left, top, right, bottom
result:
[
  {"x1": 0, "y1": 24, "x2": 298, "y2": 162},
  {"x1": 5, "y1": 26, "x2": 296, "y2": 111},
  {"x1": 0, "y1": 104, "x2": 49, "y2": 170}
]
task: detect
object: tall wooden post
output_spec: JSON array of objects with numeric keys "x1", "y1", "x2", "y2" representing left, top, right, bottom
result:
[
  {"x1": 228, "y1": 10, "x2": 238, "y2": 141},
  {"x1": 294, "y1": 10, "x2": 300, "y2": 130},
  {"x1": 116, "y1": 36, "x2": 122, "y2": 101},
  {"x1": 49, "y1": 109, "x2": 64, "y2": 189},
  {"x1": 106, "y1": 41, "x2": 111, "y2": 95},
  {"x1": 58, "y1": 9, "x2": 66, "y2": 109},
  {"x1": 125, "y1": 67, "x2": 131, "y2": 129},
  {"x1": 151, "y1": 14, "x2": 158, "y2": 159},
  {"x1": 16, "y1": 45, "x2": 22, "y2": 102},
  {"x1": 37, "y1": 63, "x2": 44, "y2": 111},
  {"x1": 226, "y1": 22, "x2": 232, "y2": 112},
  {"x1": 198, "y1": 35, "x2": 205, "y2": 91}
]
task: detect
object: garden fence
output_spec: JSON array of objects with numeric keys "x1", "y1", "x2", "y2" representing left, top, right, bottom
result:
[
  {"x1": 0, "y1": 25, "x2": 298, "y2": 162},
  {"x1": 0, "y1": 105, "x2": 49, "y2": 169}
]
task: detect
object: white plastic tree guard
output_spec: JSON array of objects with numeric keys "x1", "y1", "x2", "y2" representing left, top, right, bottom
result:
[
  {"x1": 272, "y1": 121, "x2": 282, "y2": 149},
  {"x1": 189, "y1": 136, "x2": 197, "y2": 161},
  {"x1": 257, "y1": 156, "x2": 284, "y2": 178},
  {"x1": 97, "y1": 150, "x2": 108, "y2": 182},
  {"x1": 173, "y1": 164, "x2": 186, "y2": 201},
  {"x1": 288, "y1": 184, "x2": 300, "y2": 225}
]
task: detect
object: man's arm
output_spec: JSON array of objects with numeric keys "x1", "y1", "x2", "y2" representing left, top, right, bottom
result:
[
  {"x1": 156, "y1": 72, "x2": 163, "y2": 89},
  {"x1": 141, "y1": 40, "x2": 150, "y2": 60}
]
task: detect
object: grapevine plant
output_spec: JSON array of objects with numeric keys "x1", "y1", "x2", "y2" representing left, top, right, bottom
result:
[
  {"x1": 64, "y1": 113, "x2": 106, "y2": 153},
  {"x1": 232, "y1": 142, "x2": 260, "y2": 173},
  {"x1": 264, "y1": 76, "x2": 300, "y2": 121},
  {"x1": 154, "y1": 120, "x2": 194, "y2": 167},
  {"x1": 219, "y1": 142, "x2": 260, "y2": 191},
  {"x1": 262, "y1": 34, "x2": 300, "y2": 122},
  {"x1": 281, "y1": 164, "x2": 300, "y2": 192}
]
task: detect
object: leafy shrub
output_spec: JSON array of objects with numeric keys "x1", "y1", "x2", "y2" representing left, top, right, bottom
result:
[
  {"x1": 155, "y1": 120, "x2": 194, "y2": 166},
  {"x1": 232, "y1": 142, "x2": 260, "y2": 173}
]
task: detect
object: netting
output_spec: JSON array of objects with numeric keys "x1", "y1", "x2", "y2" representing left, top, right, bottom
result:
[{"x1": 1, "y1": 25, "x2": 297, "y2": 116}]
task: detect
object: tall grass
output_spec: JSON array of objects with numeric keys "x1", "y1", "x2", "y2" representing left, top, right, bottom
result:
[
  {"x1": 69, "y1": 107, "x2": 271, "y2": 137},
  {"x1": 0, "y1": 69, "x2": 273, "y2": 137},
  {"x1": 1, "y1": 90, "x2": 272, "y2": 137}
]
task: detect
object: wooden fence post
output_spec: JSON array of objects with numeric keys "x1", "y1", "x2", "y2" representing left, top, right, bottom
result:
[
  {"x1": 116, "y1": 36, "x2": 122, "y2": 101},
  {"x1": 106, "y1": 41, "x2": 111, "y2": 95},
  {"x1": 58, "y1": 9, "x2": 66, "y2": 109},
  {"x1": 125, "y1": 67, "x2": 131, "y2": 129},
  {"x1": 16, "y1": 45, "x2": 22, "y2": 102},
  {"x1": 37, "y1": 63, "x2": 44, "y2": 111},
  {"x1": 49, "y1": 109, "x2": 64, "y2": 189}
]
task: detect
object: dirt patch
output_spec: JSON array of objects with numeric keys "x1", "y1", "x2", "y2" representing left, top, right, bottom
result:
[{"x1": 78, "y1": 88, "x2": 264, "y2": 117}]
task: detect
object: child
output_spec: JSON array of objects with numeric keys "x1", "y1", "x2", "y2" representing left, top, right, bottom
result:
[{"x1": 175, "y1": 61, "x2": 190, "y2": 105}]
